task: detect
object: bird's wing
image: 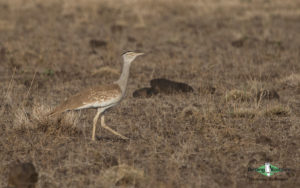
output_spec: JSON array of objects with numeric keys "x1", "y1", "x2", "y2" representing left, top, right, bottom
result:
[{"x1": 49, "y1": 84, "x2": 121, "y2": 115}]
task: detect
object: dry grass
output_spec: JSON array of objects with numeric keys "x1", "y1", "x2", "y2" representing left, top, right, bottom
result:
[
  {"x1": 281, "y1": 73, "x2": 300, "y2": 88},
  {"x1": 231, "y1": 107, "x2": 257, "y2": 118},
  {"x1": 100, "y1": 164, "x2": 146, "y2": 187},
  {"x1": 263, "y1": 104, "x2": 291, "y2": 117},
  {"x1": 91, "y1": 66, "x2": 120, "y2": 77},
  {"x1": 0, "y1": 0, "x2": 300, "y2": 187},
  {"x1": 225, "y1": 89, "x2": 253, "y2": 102}
]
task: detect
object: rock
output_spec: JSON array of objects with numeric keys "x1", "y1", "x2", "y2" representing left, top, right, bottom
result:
[
  {"x1": 8, "y1": 162, "x2": 38, "y2": 188},
  {"x1": 150, "y1": 78, "x2": 193, "y2": 94},
  {"x1": 133, "y1": 87, "x2": 158, "y2": 98}
]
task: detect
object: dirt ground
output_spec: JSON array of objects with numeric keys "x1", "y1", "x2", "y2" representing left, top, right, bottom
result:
[{"x1": 0, "y1": 0, "x2": 300, "y2": 187}]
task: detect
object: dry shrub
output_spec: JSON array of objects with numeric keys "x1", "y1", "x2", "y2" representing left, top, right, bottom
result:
[
  {"x1": 225, "y1": 89, "x2": 252, "y2": 102},
  {"x1": 13, "y1": 103, "x2": 82, "y2": 137},
  {"x1": 100, "y1": 164, "x2": 146, "y2": 187},
  {"x1": 14, "y1": 104, "x2": 51, "y2": 130}
]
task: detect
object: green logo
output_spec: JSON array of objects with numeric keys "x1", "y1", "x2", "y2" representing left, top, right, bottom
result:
[
  {"x1": 248, "y1": 163, "x2": 284, "y2": 177},
  {"x1": 257, "y1": 163, "x2": 282, "y2": 176}
]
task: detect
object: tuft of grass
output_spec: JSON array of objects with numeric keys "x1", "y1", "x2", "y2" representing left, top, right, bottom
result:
[
  {"x1": 13, "y1": 103, "x2": 82, "y2": 137},
  {"x1": 14, "y1": 104, "x2": 51, "y2": 130},
  {"x1": 225, "y1": 89, "x2": 252, "y2": 102}
]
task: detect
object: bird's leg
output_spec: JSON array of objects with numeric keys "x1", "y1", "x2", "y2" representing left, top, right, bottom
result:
[
  {"x1": 101, "y1": 115, "x2": 129, "y2": 140},
  {"x1": 92, "y1": 109, "x2": 102, "y2": 141}
]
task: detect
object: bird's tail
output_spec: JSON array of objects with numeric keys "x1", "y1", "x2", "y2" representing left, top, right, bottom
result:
[
  {"x1": 47, "y1": 106, "x2": 65, "y2": 117},
  {"x1": 47, "y1": 109, "x2": 58, "y2": 117}
]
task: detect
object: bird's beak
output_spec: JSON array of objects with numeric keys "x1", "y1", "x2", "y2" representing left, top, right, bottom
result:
[{"x1": 136, "y1": 52, "x2": 144, "y2": 56}]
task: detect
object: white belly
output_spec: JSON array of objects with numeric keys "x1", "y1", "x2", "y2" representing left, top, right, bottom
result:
[{"x1": 74, "y1": 97, "x2": 121, "y2": 110}]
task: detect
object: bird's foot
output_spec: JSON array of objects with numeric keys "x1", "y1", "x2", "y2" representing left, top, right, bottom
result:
[{"x1": 101, "y1": 124, "x2": 129, "y2": 140}]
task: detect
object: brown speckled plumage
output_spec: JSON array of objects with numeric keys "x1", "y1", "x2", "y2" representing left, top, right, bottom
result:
[
  {"x1": 49, "y1": 84, "x2": 121, "y2": 115},
  {"x1": 48, "y1": 52, "x2": 144, "y2": 140}
]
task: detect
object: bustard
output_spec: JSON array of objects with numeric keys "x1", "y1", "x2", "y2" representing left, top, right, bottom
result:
[{"x1": 49, "y1": 52, "x2": 144, "y2": 141}]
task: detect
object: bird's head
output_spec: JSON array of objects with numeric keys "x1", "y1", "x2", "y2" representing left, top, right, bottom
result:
[{"x1": 122, "y1": 51, "x2": 144, "y2": 64}]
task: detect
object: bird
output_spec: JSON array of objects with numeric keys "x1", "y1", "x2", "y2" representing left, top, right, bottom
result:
[{"x1": 49, "y1": 51, "x2": 144, "y2": 141}]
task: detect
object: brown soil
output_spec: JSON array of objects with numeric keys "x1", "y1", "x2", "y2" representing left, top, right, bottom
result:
[{"x1": 1, "y1": 0, "x2": 300, "y2": 187}]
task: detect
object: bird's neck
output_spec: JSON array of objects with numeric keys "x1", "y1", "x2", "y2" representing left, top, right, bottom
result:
[{"x1": 115, "y1": 61, "x2": 131, "y2": 95}]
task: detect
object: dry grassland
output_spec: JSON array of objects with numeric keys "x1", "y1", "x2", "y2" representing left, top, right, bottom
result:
[{"x1": 0, "y1": 0, "x2": 300, "y2": 187}]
